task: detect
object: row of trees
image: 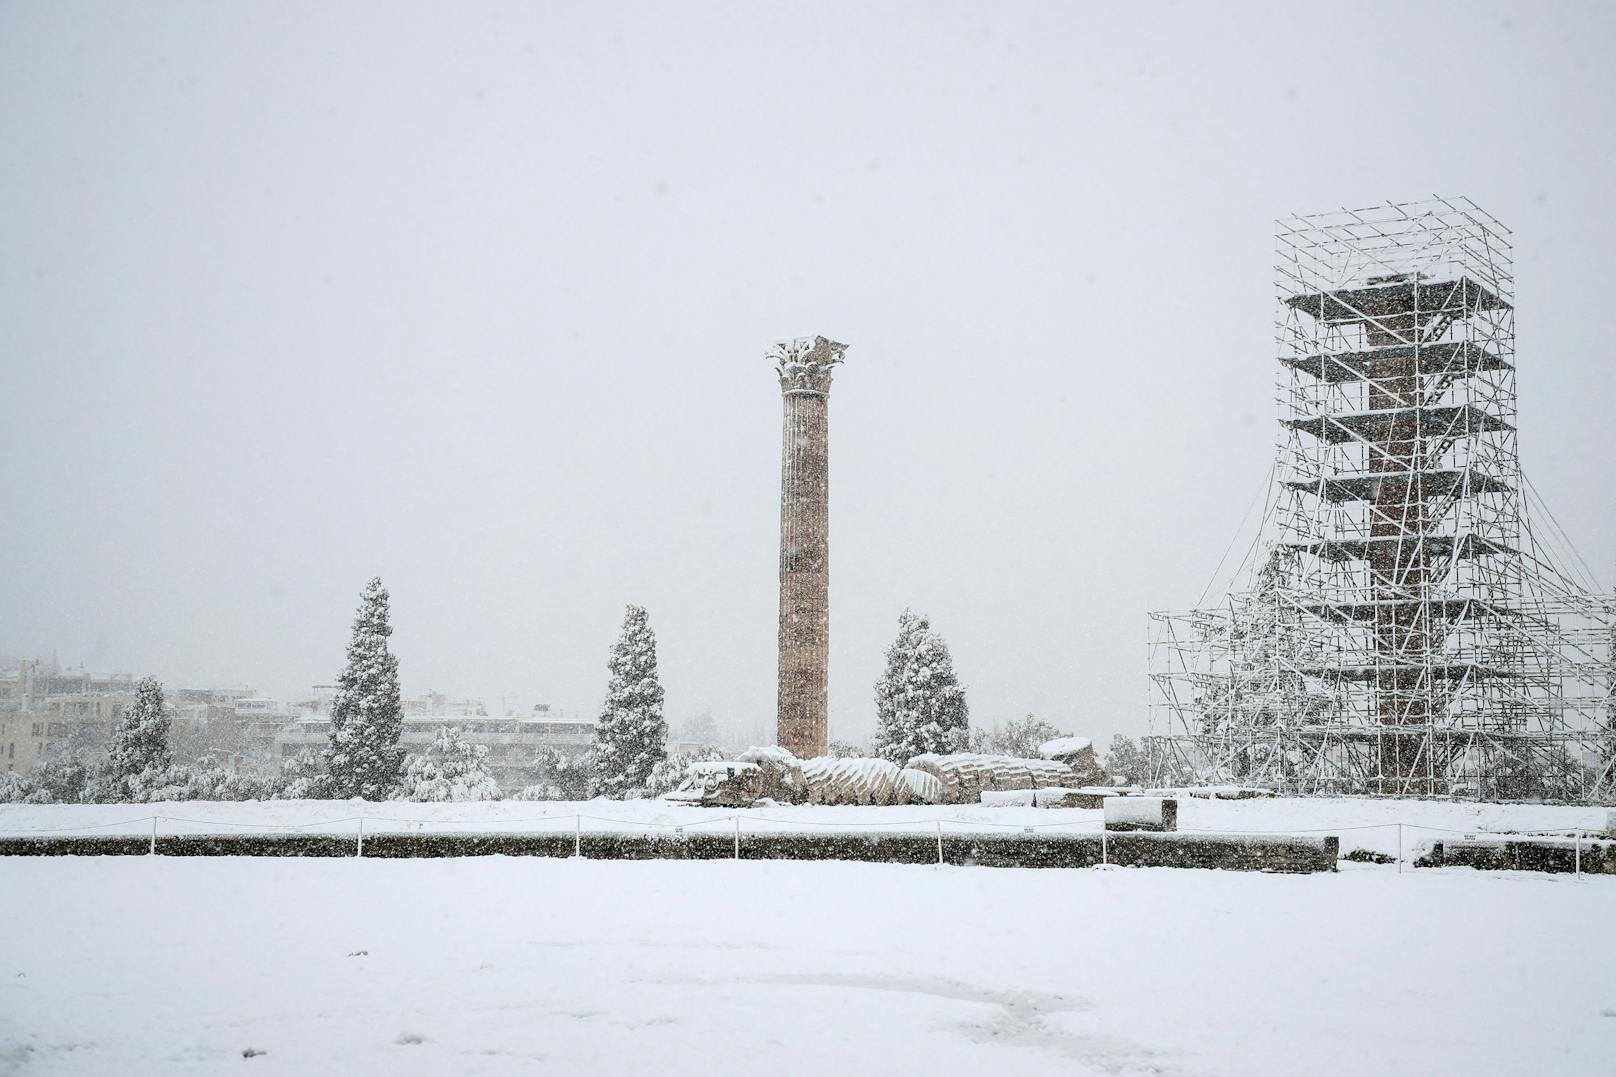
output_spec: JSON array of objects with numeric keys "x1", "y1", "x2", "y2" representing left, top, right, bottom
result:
[
  {"x1": 0, "y1": 580, "x2": 678, "y2": 805},
  {"x1": 199, "y1": 580, "x2": 673, "y2": 802},
  {"x1": 2, "y1": 578, "x2": 1136, "y2": 804},
  {"x1": 0, "y1": 674, "x2": 291, "y2": 804},
  {"x1": 244, "y1": 581, "x2": 675, "y2": 803}
]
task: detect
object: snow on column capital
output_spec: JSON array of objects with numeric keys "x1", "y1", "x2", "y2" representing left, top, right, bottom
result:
[
  {"x1": 773, "y1": 334, "x2": 847, "y2": 396},
  {"x1": 773, "y1": 334, "x2": 846, "y2": 760}
]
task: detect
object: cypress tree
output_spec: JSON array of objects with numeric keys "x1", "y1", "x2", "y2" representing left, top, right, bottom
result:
[
  {"x1": 873, "y1": 609, "x2": 970, "y2": 764},
  {"x1": 325, "y1": 576, "x2": 405, "y2": 799},
  {"x1": 108, "y1": 676, "x2": 171, "y2": 785},
  {"x1": 593, "y1": 604, "x2": 668, "y2": 796}
]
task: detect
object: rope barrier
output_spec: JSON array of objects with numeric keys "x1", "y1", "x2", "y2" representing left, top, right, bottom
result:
[
  {"x1": 358, "y1": 813, "x2": 585, "y2": 826},
  {"x1": 744, "y1": 814, "x2": 960, "y2": 828},
  {"x1": 153, "y1": 814, "x2": 367, "y2": 830},
  {"x1": 1, "y1": 816, "x2": 162, "y2": 835}
]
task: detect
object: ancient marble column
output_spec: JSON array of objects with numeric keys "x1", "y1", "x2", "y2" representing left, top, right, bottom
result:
[{"x1": 772, "y1": 335, "x2": 847, "y2": 760}]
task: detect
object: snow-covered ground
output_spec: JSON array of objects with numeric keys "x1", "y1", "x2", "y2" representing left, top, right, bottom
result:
[
  {"x1": 2, "y1": 795, "x2": 1609, "y2": 862},
  {"x1": 2, "y1": 856, "x2": 1612, "y2": 1075}
]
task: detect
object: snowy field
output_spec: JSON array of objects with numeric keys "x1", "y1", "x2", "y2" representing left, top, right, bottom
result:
[
  {"x1": 3, "y1": 856, "x2": 1613, "y2": 1076},
  {"x1": 2, "y1": 795, "x2": 1609, "y2": 862}
]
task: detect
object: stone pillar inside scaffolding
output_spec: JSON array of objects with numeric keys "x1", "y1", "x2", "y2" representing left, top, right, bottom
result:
[
  {"x1": 1359, "y1": 282, "x2": 1441, "y2": 788},
  {"x1": 772, "y1": 335, "x2": 847, "y2": 760}
]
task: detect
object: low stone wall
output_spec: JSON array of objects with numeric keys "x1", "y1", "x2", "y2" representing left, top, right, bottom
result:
[
  {"x1": 1419, "y1": 837, "x2": 1614, "y2": 875},
  {"x1": 1102, "y1": 832, "x2": 1335, "y2": 872},
  {"x1": 160, "y1": 834, "x2": 358, "y2": 857},
  {"x1": 0, "y1": 828, "x2": 1339, "y2": 872},
  {"x1": 0, "y1": 835, "x2": 151, "y2": 857}
]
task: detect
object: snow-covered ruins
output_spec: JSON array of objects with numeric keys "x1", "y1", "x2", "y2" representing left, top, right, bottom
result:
[
  {"x1": 6, "y1": 196, "x2": 1613, "y2": 1074},
  {"x1": 5, "y1": 6, "x2": 1614, "y2": 1074}
]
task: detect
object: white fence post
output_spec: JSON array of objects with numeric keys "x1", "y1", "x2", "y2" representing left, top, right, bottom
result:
[
  {"x1": 733, "y1": 815, "x2": 740, "y2": 861},
  {"x1": 149, "y1": 816, "x2": 157, "y2": 856},
  {"x1": 357, "y1": 817, "x2": 364, "y2": 858},
  {"x1": 1397, "y1": 823, "x2": 1403, "y2": 875},
  {"x1": 935, "y1": 820, "x2": 944, "y2": 866},
  {"x1": 1575, "y1": 829, "x2": 1582, "y2": 878},
  {"x1": 1101, "y1": 824, "x2": 1108, "y2": 867},
  {"x1": 574, "y1": 815, "x2": 582, "y2": 859}
]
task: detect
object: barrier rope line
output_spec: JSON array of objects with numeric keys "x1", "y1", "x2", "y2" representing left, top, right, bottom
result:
[
  {"x1": 0, "y1": 815, "x2": 1594, "y2": 837},
  {"x1": 153, "y1": 814, "x2": 368, "y2": 830},
  {"x1": 2, "y1": 816, "x2": 160, "y2": 834}
]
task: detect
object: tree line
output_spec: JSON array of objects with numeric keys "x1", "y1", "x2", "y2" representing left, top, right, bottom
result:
[{"x1": 2, "y1": 578, "x2": 1135, "y2": 804}]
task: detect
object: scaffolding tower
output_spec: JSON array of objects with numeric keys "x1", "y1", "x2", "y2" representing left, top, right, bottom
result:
[{"x1": 1148, "y1": 197, "x2": 1616, "y2": 802}]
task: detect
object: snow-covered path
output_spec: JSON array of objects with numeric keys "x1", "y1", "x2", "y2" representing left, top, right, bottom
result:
[{"x1": 3, "y1": 857, "x2": 1612, "y2": 1075}]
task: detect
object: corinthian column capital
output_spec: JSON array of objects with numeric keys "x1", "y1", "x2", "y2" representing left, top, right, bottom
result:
[{"x1": 771, "y1": 335, "x2": 848, "y2": 395}]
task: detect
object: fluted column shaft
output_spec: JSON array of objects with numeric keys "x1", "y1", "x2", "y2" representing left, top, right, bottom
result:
[{"x1": 772, "y1": 336, "x2": 846, "y2": 760}]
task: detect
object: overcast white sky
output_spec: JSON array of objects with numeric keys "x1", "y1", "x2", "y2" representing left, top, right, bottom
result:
[{"x1": 2, "y1": 0, "x2": 1612, "y2": 749}]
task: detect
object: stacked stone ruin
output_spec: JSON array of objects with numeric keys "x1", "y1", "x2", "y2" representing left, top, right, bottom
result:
[{"x1": 670, "y1": 748, "x2": 1098, "y2": 808}]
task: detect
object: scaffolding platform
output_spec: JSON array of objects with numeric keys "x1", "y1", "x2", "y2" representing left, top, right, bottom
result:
[
  {"x1": 1284, "y1": 404, "x2": 1513, "y2": 445},
  {"x1": 1284, "y1": 276, "x2": 1509, "y2": 323},
  {"x1": 1281, "y1": 534, "x2": 1513, "y2": 562},
  {"x1": 1297, "y1": 596, "x2": 1515, "y2": 624},
  {"x1": 1284, "y1": 470, "x2": 1513, "y2": 502},
  {"x1": 1280, "y1": 341, "x2": 1510, "y2": 383},
  {"x1": 1292, "y1": 662, "x2": 1521, "y2": 683}
]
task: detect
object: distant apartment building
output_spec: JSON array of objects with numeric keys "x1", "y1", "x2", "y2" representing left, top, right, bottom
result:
[
  {"x1": 3, "y1": 658, "x2": 594, "y2": 792},
  {"x1": 174, "y1": 696, "x2": 301, "y2": 776},
  {"x1": 0, "y1": 659, "x2": 135, "y2": 772},
  {"x1": 0, "y1": 658, "x2": 295, "y2": 776},
  {"x1": 273, "y1": 693, "x2": 595, "y2": 792}
]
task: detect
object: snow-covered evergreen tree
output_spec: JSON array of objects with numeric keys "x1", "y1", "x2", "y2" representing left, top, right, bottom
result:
[
  {"x1": 396, "y1": 726, "x2": 501, "y2": 802},
  {"x1": 182, "y1": 765, "x2": 271, "y2": 802},
  {"x1": 644, "y1": 746, "x2": 724, "y2": 798},
  {"x1": 325, "y1": 576, "x2": 405, "y2": 800},
  {"x1": 513, "y1": 747, "x2": 596, "y2": 801},
  {"x1": 593, "y1": 604, "x2": 668, "y2": 797},
  {"x1": 108, "y1": 676, "x2": 172, "y2": 792},
  {"x1": 1104, "y1": 734, "x2": 1149, "y2": 785},
  {"x1": 124, "y1": 764, "x2": 189, "y2": 803},
  {"x1": 277, "y1": 749, "x2": 331, "y2": 800},
  {"x1": 22, "y1": 722, "x2": 101, "y2": 803},
  {"x1": 991, "y1": 714, "x2": 1065, "y2": 758},
  {"x1": 681, "y1": 708, "x2": 719, "y2": 747},
  {"x1": 873, "y1": 609, "x2": 970, "y2": 764},
  {"x1": 0, "y1": 769, "x2": 27, "y2": 803}
]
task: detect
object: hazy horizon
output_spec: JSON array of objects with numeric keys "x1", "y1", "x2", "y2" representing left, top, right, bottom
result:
[{"x1": 4, "y1": 1, "x2": 1613, "y2": 751}]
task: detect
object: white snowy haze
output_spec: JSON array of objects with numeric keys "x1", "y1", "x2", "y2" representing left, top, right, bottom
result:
[{"x1": 2, "y1": 1, "x2": 1613, "y2": 750}]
